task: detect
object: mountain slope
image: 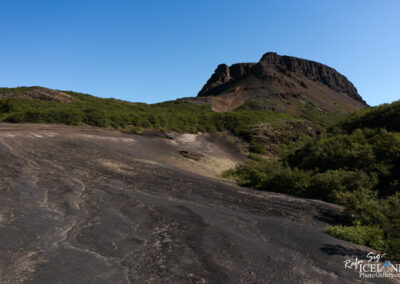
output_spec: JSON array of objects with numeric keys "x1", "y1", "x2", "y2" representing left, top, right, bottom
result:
[
  {"x1": 224, "y1": 100, "x2": 400, "y2": 260},
  {"x1": 196, "y1": 52, "x2": 367, "y2": 112},
  {"x1": 0, "y1": 124, "x2": 386, "y2": 283}
]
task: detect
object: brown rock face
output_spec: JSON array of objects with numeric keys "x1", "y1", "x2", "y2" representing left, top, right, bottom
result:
[
  {"x1": 197, "y1": 52, "x2": 367, "y2": 112},
  {"x1": 199, "y1": 63, "x2": 256, "y2": 97}
]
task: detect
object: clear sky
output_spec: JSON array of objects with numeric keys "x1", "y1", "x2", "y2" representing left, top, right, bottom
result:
[{"x1": 0, "y1": 0, "x2": 399, "y2": 106}]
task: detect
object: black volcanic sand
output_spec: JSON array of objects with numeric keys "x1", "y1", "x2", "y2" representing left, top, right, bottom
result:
[{"x1": 0, "y1": 124, "x2": 394, "y2": 283}]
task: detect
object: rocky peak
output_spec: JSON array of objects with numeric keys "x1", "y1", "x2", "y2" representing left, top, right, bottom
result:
[
  {"x1": 259, "y1": 52, "x2": 281, "y2": 63},
  {"x1": 198, "y1": 63, "x2": 256, "y2": 97},
  {"x1": 197, "y1": 52, "x2": 367, "y2": 109},
  {"x1": 258, "y1": 53, "x2": 363, "y2": 103}
]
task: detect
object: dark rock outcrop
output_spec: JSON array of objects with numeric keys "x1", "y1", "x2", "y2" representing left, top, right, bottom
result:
[
  {"x1": 259, "y1": 52, "x2": 363, "y2": 103},
  {"x1": 199, "y1": 63, "x2": 256, "y2": 97},
  {"x1": 197, "y1": 52, "x2": 367, "y2": 112},
  {"x1": 179, "y1": 150, "x2": 204, "y2": 161}
]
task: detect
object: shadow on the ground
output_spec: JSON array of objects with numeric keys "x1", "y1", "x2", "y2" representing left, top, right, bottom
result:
[{"x1": 321, "y1": 244, "x2": 367, "y2": 258}]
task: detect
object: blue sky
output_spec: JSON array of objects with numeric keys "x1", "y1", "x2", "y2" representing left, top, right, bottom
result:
[{"x1": 0, "y1": 0, "x2": 399, "y2": 106}]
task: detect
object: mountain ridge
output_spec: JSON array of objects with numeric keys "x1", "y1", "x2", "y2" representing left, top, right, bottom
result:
[{"x1": 196, "y1": 52, "x2": 367, "y2": 112}]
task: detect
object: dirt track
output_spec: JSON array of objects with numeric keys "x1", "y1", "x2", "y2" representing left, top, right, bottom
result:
[{"x1": 0, "y1": 124, "x2": 393, "y2": 283}]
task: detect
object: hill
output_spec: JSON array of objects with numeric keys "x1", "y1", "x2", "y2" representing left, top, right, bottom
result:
[
  {"x1": 191, "y1": 52, "x2": 367, "y2": 112},
  {"x1": 224, "y1": 100, "x2": 400, "y2": 259},
  {"x1": 0, "y1": 123, "x2": 383, "y2": 283},
  {"x1": 0, "y1": 86, "x2": 348, "y2": 156}
]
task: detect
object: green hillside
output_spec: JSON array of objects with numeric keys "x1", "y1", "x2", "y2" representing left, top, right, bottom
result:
[
  {"x1": 224, "y1": 100, "x2": 400, "y2": 259},
  {"x1": 0, "y1": 87, "x2": 345, "y2": 154}
]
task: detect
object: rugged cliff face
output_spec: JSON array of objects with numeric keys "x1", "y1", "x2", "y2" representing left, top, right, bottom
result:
[
  {"x1": 198, "y1": 63, "x2": 256, "y2": 97},
  {"x1": 197, "y1": 52, "x2": 367, "y2": 112}
]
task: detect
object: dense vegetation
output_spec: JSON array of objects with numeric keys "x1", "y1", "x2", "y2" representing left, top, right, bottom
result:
[
  {"x1": 0, "y1": 92, "x2": 295, "y2": 132},
  {"x1": 0, "y1": 88, "x2": 342, "y2": 152},
  {"x1": 224, "y1": 101, "x2": 400, "y2": 259}
]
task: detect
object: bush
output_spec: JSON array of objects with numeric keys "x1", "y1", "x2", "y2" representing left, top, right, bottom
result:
[
  {"x1": 309, "y1": 170, "x2": 376, "y2": 201},
  {"x1": 83, "y1": 108, "x2": 109, "y2": 127},
  {"x1": 131, "y1": 126, "x2": 142, "y2": 134},
  {"x1": 0, "y1": 99, "x2": 19, "y2": 113},
  {"x1": 249, "y1": 142, "x2": 266, "y2": 154},
  {"x1": 323, "y1": 225, "x2": 387, "y2": 251},
  {"x1": 337, "y1": 101, "x2": 400, "y2": 133}
]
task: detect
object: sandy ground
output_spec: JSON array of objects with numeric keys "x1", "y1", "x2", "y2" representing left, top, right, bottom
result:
[{"x1": 0, "y1": 124, "x2": 395, "y2": 283}]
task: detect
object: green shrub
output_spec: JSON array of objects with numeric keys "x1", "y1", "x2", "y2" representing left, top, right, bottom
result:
[
  {"x1": 83, "y1": 108, "x2": 109, "y2": 127},
  {"x1": 337, "y1": 100, "x2": 400, "y2": 133},
  {"x1": 309, "y1": 170, "x2": 376, "y2": 201},
  {"x1": 0, "y1": 99, "x2": 19, "y2": 113},
  {"x1": 323, "y1": 225, "x2": 387, "y2": 252},
  {"x1": 131, "y1": 126, "x2": 142, "y2": 134},
  {"x1": 249, "y1": 142, "x2": 266, "y2": 154}
]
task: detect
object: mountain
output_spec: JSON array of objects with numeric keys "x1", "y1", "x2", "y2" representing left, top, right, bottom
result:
[
  {"x1": 195, "y1": 52, "x2": 367, "y2": 112},
  {"x1": 0, "y1": 54, "x2": 372, "y2": 157},
  {"x1": 1, "y1": 58, "x2": 398, "y2": 282}
]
